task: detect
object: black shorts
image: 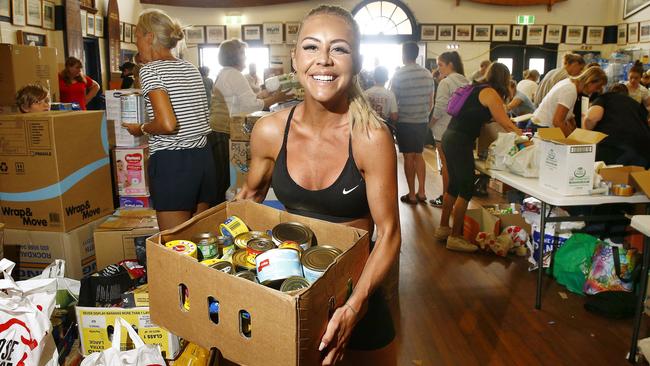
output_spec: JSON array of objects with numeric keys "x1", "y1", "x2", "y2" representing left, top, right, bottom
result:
[
  {"x1": 396, "y1": 123, "x2": 428, "y2": 153},
  {"x1": 348, "y1": 288, "x2": 395, "y2": 350},
  {"x1": 442, "y1": 129, "x2": 475, "y2": 201},
  {"x1": 148, "y1": 145, "x2": 218, "y2": 211}
]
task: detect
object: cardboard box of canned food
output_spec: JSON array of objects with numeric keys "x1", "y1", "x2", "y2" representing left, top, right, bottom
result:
[{"x1": 146, "y1": 200, "x2": 369, "y2": 366}]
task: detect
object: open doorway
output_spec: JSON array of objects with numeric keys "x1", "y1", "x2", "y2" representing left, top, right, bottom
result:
[
  {"x1": 199, "y1": 46, "x2": 270, "y2": 83},
  {"x1": 360, "y1": 42, "x2": 426, "y2": 83}
]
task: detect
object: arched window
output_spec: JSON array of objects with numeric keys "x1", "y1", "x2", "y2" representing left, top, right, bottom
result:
[{"x1": 352, "y1": 0, "x2": 416, "y2": 39}]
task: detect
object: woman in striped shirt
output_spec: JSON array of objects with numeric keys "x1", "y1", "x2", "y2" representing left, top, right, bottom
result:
[{"x1": 123, "y1": 9, "x2": 217, "y2": 230}]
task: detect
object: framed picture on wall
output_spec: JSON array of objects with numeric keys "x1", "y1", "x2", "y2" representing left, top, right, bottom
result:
[
  {"x1": 629, "y1": 22, "x2": 639, "y2": 43},
  {"x1": 511, "y1": 25, "x2": 524, "y2": 41},
  {"x1": 12, "y1": 0, "x2": 26, "y2": 26},
  {"x1": 437, "y1": 25, "x2": 453, "y2": 41},
  {"x1": 640, "y1": 21, "x2": 650, "y2": 42},
  {"x1": 545, "y1": 25, "x2": 562, "y2": 44},
  {"x1": 119, "y1": 22, "x2": 124, "y2": 41},
  {"x1": 86, "y1": 12, "x2": 95, "y2": 36},
  {"x1": 185, "y1": 26, "x2": 205, "y2": 44},
  {"x1": 565, "y1": 25, "x2": 584, "y2": 44},
  {"x1": 618, "y1": 24, "x2": 628, "y2": 44},
  {"x1": 492, "y1": 25, "x2": 510, "y2": 42},
  {"x1": 586, "y1": 26, "x2": 604, "y2": 44},
  {"x1": 80, "y1": 10, "x2": 87, "y2": 37},
  {"x1": 17, "y1": 30, "x2": 47, "y2": 46},
  {"x1": 242, "y1": 24, "x2": 262, "y2": 41},
  {"x1": 130, "y1": 24, "x2": 136, "y2": 43},
  {"x1": 42, "y1": 1, "x2": 54, "y2": 29},
  {"x1": 285, "y1": 22, "x2": 300, "y2": 43},
  {"x1": 123, "y1": 21, "x2": 131, "y2": 42},
  {"x1": 0, "y1": 0, "x2": 10, "y2": 19},
  {"x1": 206, "y1": 25, "x2": 226, "y2": 44},
  {"x1": 263, "y1": 23, "x2": 283, "y2": 44},
  {"x1": 526, "y1": 25, "x2": 544, "y2": 45},
  {"x1": 454, "y1": 24, "x2": 471, "y2": 41},
  {"x1": 26, "y1": 0, "x2": 42, "y2": 27},
  {"x1": 473, "y1": 25, "x2": 491, "y2": 41},
  {"x1": 420, "y1": 24, "x2": 437, "y2": 41},
  {"x1": 624, "y1": 0, "x2": 650, "y2": 19},
  {"x1": 95, "y1": 14, "x2": 103, "y2": 37}
]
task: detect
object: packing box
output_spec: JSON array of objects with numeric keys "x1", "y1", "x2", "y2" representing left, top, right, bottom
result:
[
  {"x1": 0, "y1": 44, "x2": 60, "y2": 106},
  {"x1": 146, "y1": 201, "x2": 369, "y2": 366},
  {"x1": 3, "y1": 218, "x2": 101, "y2": 280},
  {"x1": 538, "y1": 128, "x2": 607, "y2": 196},
  {"x1": 113, "y1": 146, "x2": 149, "y2": 196},
  {"x1": 0, "y1": 111, "x2": 114, "y2": 232},
  {"x1": 94, "y1": 212, "x2": 158, "y2": 271},
  {"x1": 229, "y1": 140, "x2": 250, "y2": 173},
  {"x1": 632, "y1": 170, "x2": 650, "y2": 199},
  {"x1": 76, "y1": 306, "x2": 181, "y2": 360},
  {"x1": 599, "y1": 166, "x2": 645, "y2": 185},
  {"x1": 119, "y1": 195, "x2": 151, "y2": 208},
  {"x1": 483, "y1": 203, "x2": 532, "y2": 234},
  {"x1": 230, "y1": 111, "x2": 270, "y2": 142},
  {"x1": 105, "y1": 89, "x2": 146, "y2": 147},
  {"x1": 463, "y1": 207, "x2": 500, "y2": 244},
  {"x1": 488, "y1": 178, "x2": 511, "y2": 194}
]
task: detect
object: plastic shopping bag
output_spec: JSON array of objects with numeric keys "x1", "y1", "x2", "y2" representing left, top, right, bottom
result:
[
  {"x1": 0, "y1": 258, "x2": 58, "y2": 366},
  {"x1": 34, "y1": 260, "x2": 80, "y2": 309},
  {"x1": 486, "y1": 132, "x2": 518, "y2": 171},
  {"x1": 506, "y1": 143, "x2": 540, "y2": 177},
  {"x1": 551, "y1": 233, "x2": 600, "y2": 295},
  {"x1": 583, "y1": 241, "x2": 639, "y2": 295},
  {"x1": 80, "y1": 317, "x2": 165, "y2": 366}
]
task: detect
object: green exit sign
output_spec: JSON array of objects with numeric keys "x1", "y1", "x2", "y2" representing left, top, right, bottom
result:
[{"x1": 517, "y1": 15, "x2": 535, "y2": 25}]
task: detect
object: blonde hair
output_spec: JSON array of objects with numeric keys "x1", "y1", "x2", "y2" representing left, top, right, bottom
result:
[
  {"x1": 300, "y1": 5, "x2": 382, "y2": 133},
  {"x1": 136, "y1": 9, "x2": 184, "y2": 50},
  {"x1": 563, "y1": 53, "x2": 585, "y2": 66},
  {"x1": 16, "y1": 84, "x2": 49, "y2": 112},
  {"x1": 571, "y1": 65, "x2": 607, "y2": 88}
]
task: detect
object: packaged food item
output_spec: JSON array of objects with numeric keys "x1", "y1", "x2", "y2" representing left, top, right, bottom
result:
[{"x1": 256, "y1": 249, "x2": 303, "y2": 287}]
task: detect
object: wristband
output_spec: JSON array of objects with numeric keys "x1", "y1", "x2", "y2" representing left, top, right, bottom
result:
[
  {"x1": 140, "y1": 123, "x2": 150, "y2": 136},
  {"x1": 344, "y1": 303, "x2": 358, "y2": 315}
]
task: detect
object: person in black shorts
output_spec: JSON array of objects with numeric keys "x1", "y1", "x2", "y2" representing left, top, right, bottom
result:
[{"x1": 434, "y1": 63, "x2": 522, "y2": 252}]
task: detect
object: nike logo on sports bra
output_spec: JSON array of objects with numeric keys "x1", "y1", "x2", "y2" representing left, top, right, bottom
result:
[{"x1": 343, "y1": 185, "x2": 360, "y2": 195}]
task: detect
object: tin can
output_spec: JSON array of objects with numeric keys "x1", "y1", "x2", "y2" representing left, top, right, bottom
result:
[
  {"x1": 120, "y1": 93, "x2": 146, "y2": 124},
  {"x1": 234, "y1": 231, "x2": 272, "y2": 250},
  {"x1": 209, "y1": 259, "x2": 235, "y2": 275},
  {"x1": 192, "y1": 232, "x2": 221, "y2": 260},
  {"x1": 234, "y1": 270, "x2": 258, "y2": 283},
  {"x1": 165, "y1": 240, "x2": 198, "y2": 259},
  {"x1": 280, "y1": 276, "x2": 310, "y2": 292},
  {"x1": 256, "y1": 248, "x2": 304, "y2": 286},
  {"x1": 301, "y1": 246, "x2": 342, "y2": 283},
  {"x1": 272, "y1": 222, "x2": 314, "y2": 251},
  {"x1": 278, "y1": 240, "x2": 303, "y2": 255},
  {"x1": 246, "y1": 238, "x2": 275, "y2": 265},
  {"x1": 232, "y1": 249, "x2": 256, "y2": 271},
  {"x1": 220, "y1": 216, "x2": 249, "y2": 238}
]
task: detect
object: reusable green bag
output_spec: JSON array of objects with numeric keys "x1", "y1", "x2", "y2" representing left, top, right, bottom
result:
[{"x1": 551, "y1": 233, "x2": 599, "y2": 295}]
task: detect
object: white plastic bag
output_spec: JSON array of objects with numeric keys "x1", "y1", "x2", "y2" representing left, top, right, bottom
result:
[
  {"x1": 34, "y1": 259, "x2": 80, "y2": 306},
  {"x1": 506, "y1": 144, "x2": 540, "y2": 177},
  {"x1": 0, "y1": 258, "x2": 58, "y2": 366},
  {"x1": 486, "y1": 132, "x2": 518, "y2": 171},
  {"x1": 80, "y1": 317, "x2": 165, "y2": 366}
]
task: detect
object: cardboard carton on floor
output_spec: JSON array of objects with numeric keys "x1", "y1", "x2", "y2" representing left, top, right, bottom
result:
[
  {"x1": 538, "y1": 128, "x2": 607, "y2": 196},
  {"x1": 483, "y1": 203, "x2": 532, "y2": 235},
  {"x1": 94, "y1": 211, "x2": 158, "y2": 271},
  {"x1": 0, "y1": 44, "x2": 60, "y2": 106},
  {"x1": 463, "y1": 207, "x2": 500, "y2": 244},
  {"x1": 0, "y1": 111, "x2": 114, "y2": 232},
  {"x1": 2, "y1": 218, "x2": 101, "y2": 279},
  {"x1": 76, "y1": 306, "x2": 181, "y2": 360},
  {"x1": 113, "y1": 146, "x2": 149, "y2": 196},
  {"x1": 229, "y1": 140, "x2": 250, "y2": 173},
  {"x1": 229, "y1": 111, "x2": 270, "y2": 142},
  {"x1": 146, "y1": 201, "x2": 369, "y2": 366},
  {"x1": 488, "y1": 178, "x2": 511, "y2": 194}
]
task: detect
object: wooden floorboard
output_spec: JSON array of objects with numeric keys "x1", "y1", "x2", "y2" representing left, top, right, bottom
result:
[{"x1": 394, "y1": 146, "x2": 638, "y2": 366}]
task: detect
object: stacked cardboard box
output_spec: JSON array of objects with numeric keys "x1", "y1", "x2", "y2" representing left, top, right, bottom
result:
[
  {"x1": 0, "y1": 111, "x2": 114, "y2": 279},
  {"x1": 229, "y1": 111, "x2": 269, "y2": 191}
]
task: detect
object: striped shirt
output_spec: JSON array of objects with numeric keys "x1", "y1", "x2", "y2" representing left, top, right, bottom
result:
[
  {"x1": 390, "y1": 64, "x2": 434, "y2": 124},
  {"x1": 139, "y1": 59, "x2": 211, "y2": 154}
]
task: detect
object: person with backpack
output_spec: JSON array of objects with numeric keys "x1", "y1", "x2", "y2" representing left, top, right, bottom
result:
[
  {"x1": 433, "y1": 63, "x2": 522, "y2": 252},
  {"x1": 428, "y1": 51, "x2": 469, "y2": 207}
]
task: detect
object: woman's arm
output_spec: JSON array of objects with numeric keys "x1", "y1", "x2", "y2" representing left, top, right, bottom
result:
[
  {"x1": 552, "y1": 104, "x2": 572, "y2": 135},
  {"x1": 506, "y1": 96, "x2": 523, "y2": 112},
  {"x1": 123, "y1": 89, "x2": 178, "y2": 136},
  {"x1": 85, "y1": 77, "x2": 100, "y2": 104},
  {"x1": 583, "y1": 105, "x2": 604, "y2": 130},
  {"x1": 480, "y1": 88, "x2": 522, "y2": 135},
  {"x1": 319, "y1": 125, "x2": 401, "y2": 365}
]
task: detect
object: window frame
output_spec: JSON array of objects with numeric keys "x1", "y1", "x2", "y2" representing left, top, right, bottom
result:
[{"x1": 351, "y1": 0, "x2": 418, "y2": 43}]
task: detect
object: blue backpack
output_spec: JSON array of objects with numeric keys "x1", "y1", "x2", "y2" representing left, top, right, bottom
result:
[{"x1": 446, "y1": 84, "x2": 486, "y2": 117}]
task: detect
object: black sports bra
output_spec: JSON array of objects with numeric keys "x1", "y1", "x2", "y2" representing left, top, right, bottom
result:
[{"x1": 271, "y1": 106, "x2": 370, "y2": 223}]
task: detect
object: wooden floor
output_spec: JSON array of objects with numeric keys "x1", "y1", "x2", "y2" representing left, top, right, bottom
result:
[{"x1": 392, "y1": 147, "x2": 640, "y2": 366}]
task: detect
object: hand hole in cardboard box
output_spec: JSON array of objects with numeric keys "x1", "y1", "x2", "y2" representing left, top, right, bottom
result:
[
  {"x1": 179, "y1": 283, "x2": 190, "y2": 312},
  {"x1": 239, "y1": 310, "x2": 252, "y2": 338},
  {"x1": 208, "y1": 296, "x2": 219, "y2": 324}
]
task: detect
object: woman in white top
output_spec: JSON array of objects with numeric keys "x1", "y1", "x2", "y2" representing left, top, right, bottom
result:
[
  {"x1": 625, "y1": 61, "x2": 650, "y2": 107},
  {"x1": 214, "y1": 39, "x2": 288, "y2": 115},
  {"x1": 532, "y1": 66, "x2": 607, "y2": 136},
  {"x1": 428, "y1": 51, "x2": 469, "y2": 207},
  {"x1": 516, "y1": 69, "x2": 540, "y2": 100}
]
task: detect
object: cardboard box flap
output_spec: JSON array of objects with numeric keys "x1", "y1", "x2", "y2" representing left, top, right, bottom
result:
[
  {"x1": 97, "y1": 215, "x2": 158, "y2": 231},
  {"x1": 632, "y1": 170, "x2": 650, "y2": 199},
  {"x1": 538, "y1": 128, "x2": 607, "y2": 145},
  {"x1": 567, "y1": 128, "x2": 607, "y2": 144},
  {"x1": 599, "y1": 166, "x2": 645, "y2": 185},
  {"x1": 537, "y1": 128, "x2": 566, "y2": 141}
]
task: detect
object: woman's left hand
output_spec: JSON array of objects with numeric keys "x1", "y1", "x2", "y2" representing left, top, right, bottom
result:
[
  {"x1": 319, "y1": 303, "x2": 360, "y2": 365},
  {"x1": 122, "y1": 123, "x2": 143, "y2": 137}
]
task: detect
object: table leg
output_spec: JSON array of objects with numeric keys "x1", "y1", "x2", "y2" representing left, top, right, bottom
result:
[
  {"x1": 628, "y1": 236, "x2": 650, "y2": 363},
  {"x1": 536, "y1": 201, "x2": 548, "y2": 310}
]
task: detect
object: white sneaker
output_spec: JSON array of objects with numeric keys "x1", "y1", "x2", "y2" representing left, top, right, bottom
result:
[
  {"x1": 433, "y1": 227, "x2": 451, "y2": 242},
  {"x1": 446, "y1": 236, "x2": 479, "y2": 252}
]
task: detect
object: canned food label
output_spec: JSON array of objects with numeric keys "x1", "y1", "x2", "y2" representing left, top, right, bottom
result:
[
  {"x1": 220, "y1": 216, "x2": 249, "y2": 238},
  {"x1": 256, "y1": 249, "x2": 303, "y2": 284},
  {"x1": 303, "y1": 266, "x2": 324, "y2": 284},
  {"x1": 198, "y1": 244, "x2": 218, "y2": 259}
]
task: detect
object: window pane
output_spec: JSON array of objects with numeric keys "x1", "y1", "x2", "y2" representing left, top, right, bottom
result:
[
  {"x1": 356, "y1": 1, "x2": 412, "y2": 36},
  {"x1": 367, "y1": 1, "x2": 382, "y2": 17},
  {"x1": 529, "y1": 58, "x2": 545, "y2": 76},
  {"x1": 380, "y1": 1, "x2": 396, "y2": 18},
  {"x1": 497, "y1": 58, "x2": 514, "y2": 74},
  {"x1": 396, "y1": 21, "x2": 412, "y2": 35},
  {"x1": 390, "y1": 8, "x2": 408, "y2": 26}
]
